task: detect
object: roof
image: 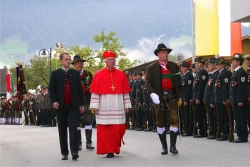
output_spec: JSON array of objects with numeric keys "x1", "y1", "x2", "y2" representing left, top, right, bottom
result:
[
  {"x1": 124, "y1": 60, "x2": 157, "y2": 74},
  {"x1": 242, "y1": 35, "x2": 250, "y2": 40}
]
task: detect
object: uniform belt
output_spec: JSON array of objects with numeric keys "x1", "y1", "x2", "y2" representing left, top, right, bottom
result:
[{"x1": 161, "y1": 89, "x2": 177, "y2": 101}]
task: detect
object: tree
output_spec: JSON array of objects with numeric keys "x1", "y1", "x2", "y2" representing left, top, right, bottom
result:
[{"x1": 54, "y1": 30, "x2": 140, "y2": 73}]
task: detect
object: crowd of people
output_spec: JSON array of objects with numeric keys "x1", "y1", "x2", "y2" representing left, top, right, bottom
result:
[{"x1": 1, "y1": 44, "x2": 250, "y2": 161}]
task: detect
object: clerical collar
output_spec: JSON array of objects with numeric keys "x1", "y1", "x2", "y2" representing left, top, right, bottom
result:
[{"x1": 234, "y1": 66, "x2": 241, "y2": 72}]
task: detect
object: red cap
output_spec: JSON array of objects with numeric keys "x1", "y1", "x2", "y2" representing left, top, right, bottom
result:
[{"x1": 103, "y1": 50, "x2": 116, "y2": 59}]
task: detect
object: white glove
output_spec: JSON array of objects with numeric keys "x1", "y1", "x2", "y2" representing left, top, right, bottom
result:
[
  {"x1": 150, "y1": 93, "x2": 160, "y2": 104},
  {"x1": 29, "y1": 102, "x2": 33, "y2": 105}
]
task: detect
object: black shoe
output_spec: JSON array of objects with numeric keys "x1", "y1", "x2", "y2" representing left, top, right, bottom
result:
[
  {"x1": 78, "y1": 145, "x2": 82, "y2": 151},
  {"x1": 248, "y1": 131, "x2": 250, "y2": 134},
  {"x1": 61, "y1": 155, "x2": 68, "y2": 160},
  {"x1": 194, "y1": 134, "x2": 206, "y2": 138},
  {"x1": 208, "y1": 135, "x2": 216, "y2": 139},
  {"x1": 72, "y1": 153, "x2": 79, "y2": 160},
  {"x1": 107, "y1": 153, "x2": 114, "y2": 158},
  {"x1": 144, "y1": 128, "x2": 152, "y2": 132},
  {"x1": 182, "y1": 133, "x2": 192, "y2": 137},
  {"x1": 136, "y1": 127, "x2": 143, "y2": 131},
  {"x1": 85, "y1": 129, "x2": 95, "y2": 149},
  {"x1": 217, "y1": 135, "x2": 227, "y2": 141},
  {"x1": 233, "y1": 138, "x2": 248, "y2": 143}
]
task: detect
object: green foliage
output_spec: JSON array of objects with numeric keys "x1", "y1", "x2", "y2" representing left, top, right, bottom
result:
[
  {"x1": 118, "y1": 58, "x2": 140, "y2": 70},
  {"x1": 168, "y1": 54, "x2": 177, "y2": 62}
]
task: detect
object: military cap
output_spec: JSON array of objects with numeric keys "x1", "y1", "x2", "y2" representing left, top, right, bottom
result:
[
  {"x1": 191, "y1": 63, "x2": 196, "y2": 69},
  {"x1": 137, "y1": 70, "x2": 143, "y2": 76},
  {"x1": 209, "y1": 58, "x2": 217, "y2": 64},
  {"x1": 195, "y1": 57, "x2": 205, "y2": 64},
  {"x1": 231, "y1": 53, "x2": 244, "y2": 61},
  {"x1": 180, "y1": 61, "x2": 191, "y2": 67}
]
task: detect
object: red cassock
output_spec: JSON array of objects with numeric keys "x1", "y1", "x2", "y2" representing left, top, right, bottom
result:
[{"x1": 90, "y1": 68, "x2": 130, "y2": 154}]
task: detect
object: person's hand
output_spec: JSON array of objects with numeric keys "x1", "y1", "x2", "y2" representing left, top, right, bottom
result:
[
  {"x1": 93, "y1": 108, "x2": 99, "y2": 114},
  {"x1": 210, "y1": 104, "x2": 214, "y2": 108},
  {"x1": 125, "y1": 108, "x2": 130, "y2": 113},
  {"x1": 238, "y1": 103, "x2": 243, "y2": 107},
  {"x1": 248, "y1": 97, "x2": 250, "y2": 102},
  {"x1": 184, "y1": 102, "x2": 188, "y2": 106},
  {"x1": 80, "y1": 106, "x2": 85, "y2": 113},
  {"x1": 150, "y1": 93, "x2": 160, "y2": 104},
  {"x1": 138, "y1": 103, "x2": 142, "y2": 106},
  {"x1": 53, "y1": 102, "x2": 59, "y2": 109},
  {"x1": 196, "y1": 100, "x2": 200, "y2": 104},
  {"x1": 222, "y1": 101, "x2": 226, "y2": 105}
]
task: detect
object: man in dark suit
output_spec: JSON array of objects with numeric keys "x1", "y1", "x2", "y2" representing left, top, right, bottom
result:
[
  {"x1": 180, "y1": 61, "x2": 194, "y2": 136},
  {"x1": 243, "y1": 55, "x2": 250, "y2": 134},
  {"x1": 214, "y1": 58, "x2": 231, "y2": 141},
  {"x1": 146, "y1": 43, "x2": 183, "y2": 155},
  {"x1": 192, "y1": 57, "x2": 208, "y2": 138},
  {"x1": 135, "y1": 71, "x2": 144, "y2": 131},
  {"x1": 49, "y1": 52, "x2": 85, "y2": 160},
  {"x1": 229, "y1": 53, "x2": 248, "y2": 143},
  {"x1": 204, "y1": 58, "x2": 219, "y2": 140}
]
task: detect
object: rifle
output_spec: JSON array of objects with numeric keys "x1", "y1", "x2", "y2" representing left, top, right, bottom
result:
[
  {"x1": 226, "y1": 103, "x2": 234, "y2": 142},
  {"x1": 215, "y1": 104, "x2": 221, "y2": 139},
  {"x1": 143, "y1": 104, "x2": 147, "y2": 130},
  {"x1": 179, "y1": 106, "x2": 185, "y2": 134},
  {"x1": 191, "y1": 101, "x2": 198, "y2": 136},
  {"x1": 152, "y1": 104, "x2": 157, "y2": 131}
]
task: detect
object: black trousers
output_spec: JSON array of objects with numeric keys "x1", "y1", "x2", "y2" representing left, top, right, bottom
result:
[
  {"x1": 143, "y1": 103, "x2": 153, "y2": 129},
  {"x1": 40, "y1": 109, "x2": 48, "y2": 125},
  {"x1": 195, "y1": 102, "x2": 206, "y2": 135},
  {"x1": 56, "y1": 104, "x2": 78, "y2": 155},
  {"x1": 136, "y1": 105, "x2": 144, "y2": 128},
  {"x1": 233, "y1": 105, "x2": 248, "y2": 139},
  {"x1": 46, "y1": 108, "x2": 52, "y2": 126},
  {"x1": 206, "y1": 104, "x2": 216, "y2": 136},
  {"x1": 183, "y1": 104, "x2": 193, "y2": 134},
  {"x1": 247, "y1": 104, "x2": 250, "y2": 130},
  {"x1": 217, "y1": 103, "x2": 228, "y2": 135}
]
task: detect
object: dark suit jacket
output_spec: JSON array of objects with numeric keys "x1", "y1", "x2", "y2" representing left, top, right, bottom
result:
[
  {"x1": 181, "y1": 71, "x2": 194, "y2": 103},
  {"x1": 192, "y1": 68, "x2": 208, "y2": 101},
  {"x1": 247, "y1": 69, "x2": 250, "y2": 98},
  {"x1": 146, "y1": 61, "x2": 183, "y2": 99},
  {"x1": 81, "y1": 70, "x2": 92, "y2": 105},
  {"x1": 203, "y1": 70, "x2": 219, "y2": 104},
  {"x1": 214, "y1": 68, "x2": 230, "y2": 103},
  {"x1": 229, "y1": 67, "x2": 248, "y2": 105},
  {"x1": 49, "y1": 68, "x2": 85, "y2": 110}
]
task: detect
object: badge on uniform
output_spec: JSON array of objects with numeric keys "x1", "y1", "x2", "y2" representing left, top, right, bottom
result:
[
  {"x1": 241, "y1": 77, "x2": 245, "y2": 82},
  {"x1": 188, "y1": 80, "x2": 191, "y2": 84},
  {"x1": 224, "y1": 78, "x2": 228, "y2": 83},
  {"x1": 202, "y1": 75, "x2": 206, "y2": 80}
]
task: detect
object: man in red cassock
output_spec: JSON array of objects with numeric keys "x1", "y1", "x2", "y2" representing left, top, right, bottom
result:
[{"x1": 89, "y1": 50, "x2": 131, "y2": 158}]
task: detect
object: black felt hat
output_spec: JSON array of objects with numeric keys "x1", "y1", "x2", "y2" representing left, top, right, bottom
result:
[
  {"x1": 195, "y1": 57, "x2": 205, "y2": 64},
  {"x1": 154, "y1": 43, "x2": 172, "y2": 56},
  {"x1": 209, "y1": 58, "x2": 217, "y2": 64},
  {"x1": 71, "y1": 55, "x2": 86, "y2": 65},
  {"x1": 180, "y1": 61, "x2": 191, "y2": 67}
]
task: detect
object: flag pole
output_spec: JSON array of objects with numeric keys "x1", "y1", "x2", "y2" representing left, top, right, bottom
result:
[{"x1": 191, "y1": 0, "x2": 195, "y2": 63}]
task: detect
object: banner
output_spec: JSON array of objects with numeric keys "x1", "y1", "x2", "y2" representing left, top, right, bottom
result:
[
  {"x1": 196, "y1": 0, "x2": 219, "y2": 56},
  {"x1": 17, "y1": 65, "x2": 27, "y2": 99}
]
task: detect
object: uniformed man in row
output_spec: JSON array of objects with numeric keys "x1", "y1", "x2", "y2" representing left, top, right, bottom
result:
[
  {"x1": 192, "y1": 57, "x2": 208, "y2": 138},
  {"x1": 213, "y1": 57, "x2": 231, "y2": 141},
  {"x1": 244, "y1": 55, "x2": 250, "y2": 134},
  {"x1": 130, "y1": 71, "x2": 138, "y2": 129},
  {"x1": 135, "y1": 71, "x2": 144, "y2": 131},
  {"x1": 229, "y1": 53, "x2": 248, "y2": 143},
  {"x1": 142, "y1": 70, "x2": 153, "y2": 131},
  {"x1": 204, "y1": 58, "x2": 218, "y2": 139},
  {"x1": 180, "y1": 61, "x2": 194, "y2": 136}
]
